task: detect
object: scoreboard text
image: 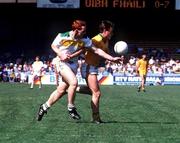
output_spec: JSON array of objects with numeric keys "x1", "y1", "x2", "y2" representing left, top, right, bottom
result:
[{"x1": 82, "y1": 0, "x2": 173, "y2": 9}]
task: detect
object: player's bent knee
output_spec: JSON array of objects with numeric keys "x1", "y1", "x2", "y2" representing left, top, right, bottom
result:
[
  {"x1": 92, "y1": 91, "x2": 101, "y2": 98},
  {"x1": 56, "y1": 88, "x2": 65, "y2": 95},
  {"x1": 69, "y1": 79, "x2": 78, "y2": 88}
]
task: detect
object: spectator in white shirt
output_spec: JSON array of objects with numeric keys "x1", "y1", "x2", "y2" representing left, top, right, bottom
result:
[{"x1": 30, "y1": 56, "x2": 44, "y2": 89}]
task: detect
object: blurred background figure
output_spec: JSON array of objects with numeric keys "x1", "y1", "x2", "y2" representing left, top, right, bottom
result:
[
  {"x1": 136, "y1": 53, "x2": 148, "y2": 92},
  {"x1": 30, "y1": 56, "x2": 44, "y2": 89}
]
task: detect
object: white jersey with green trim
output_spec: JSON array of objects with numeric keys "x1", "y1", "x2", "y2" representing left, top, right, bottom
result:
[{"x1": 52, "y1": 31, "x2": 92, "y2": 63}]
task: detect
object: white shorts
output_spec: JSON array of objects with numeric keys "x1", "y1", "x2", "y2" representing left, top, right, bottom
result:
[
  {"x1": 59, "y1": 61, "x2": 78, "y2": 75},
  {"x1": 33, "y1": 71, "x2": 42, "y2": 77}
]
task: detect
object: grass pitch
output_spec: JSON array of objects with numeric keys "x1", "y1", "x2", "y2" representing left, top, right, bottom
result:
[{"x1": 0, "y1": 83, "x2": 180, "y2": 143}]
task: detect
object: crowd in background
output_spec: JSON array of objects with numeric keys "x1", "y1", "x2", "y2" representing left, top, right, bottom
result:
[{"x1": 0, "y1": 53, "x2": 179, "y2": 83}]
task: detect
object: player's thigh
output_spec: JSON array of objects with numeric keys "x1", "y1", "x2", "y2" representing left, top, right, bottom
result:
[
  {"x1": 60, "y1": 64, "x2": 77, "y2": 85},
  {"x1": 87, "y1": 74, "x2": 100, "y2": 92}
]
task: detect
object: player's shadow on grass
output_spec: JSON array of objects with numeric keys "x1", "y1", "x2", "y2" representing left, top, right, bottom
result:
[
  {"x1": 107, "y1": 121, "x2": 178, "y2": 124},
  {"x1": 76, "y1": 120, "x2": 178, "y2": 124}
]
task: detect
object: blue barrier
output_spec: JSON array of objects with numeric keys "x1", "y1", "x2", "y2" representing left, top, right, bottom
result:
[{"x1": 113, "y1": 74, "x2": 180, "y2": 85}]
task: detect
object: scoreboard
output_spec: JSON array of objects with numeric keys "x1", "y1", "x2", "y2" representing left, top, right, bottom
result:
[
  {"x1": 0, "y1": 0, "x2": 178, "y2": 10},
  {"x1": 81, "y1": 0, "x2": 175, "y2": 10}
]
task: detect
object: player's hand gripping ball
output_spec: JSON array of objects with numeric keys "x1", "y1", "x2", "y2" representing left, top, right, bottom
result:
[{"x1": 114, "y1": 41, "x2": 128, "y2": 55}]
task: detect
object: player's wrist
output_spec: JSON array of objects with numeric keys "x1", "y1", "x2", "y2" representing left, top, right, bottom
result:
[{"x1": 109, "y1": 56, "x2": 114, "y2": 61}]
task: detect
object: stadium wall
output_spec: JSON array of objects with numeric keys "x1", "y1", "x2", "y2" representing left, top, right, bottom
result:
[{"x1": 28, "y1": 73, "x2": 180, "y2": 85}]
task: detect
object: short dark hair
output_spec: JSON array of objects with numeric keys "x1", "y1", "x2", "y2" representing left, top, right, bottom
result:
[{"x1": 99, "y1": 20, "x2": 114, "y2": 32}]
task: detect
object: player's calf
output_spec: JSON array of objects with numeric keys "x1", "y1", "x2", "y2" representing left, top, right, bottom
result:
[{"x1": 92, "y1": 112, "x2": 103, "y2": 124}]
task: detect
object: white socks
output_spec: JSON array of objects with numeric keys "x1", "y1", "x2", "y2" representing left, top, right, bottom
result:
[
  {"x1": 68, "y1": 104, "x2": 75, "y2": 110},
  {"x1": 42, "y1": 102, "x2": 50, "y2": 111}
]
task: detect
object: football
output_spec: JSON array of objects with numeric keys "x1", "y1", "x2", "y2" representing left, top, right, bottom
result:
[{"x1": 114, "y1": 41, "x2": 128, "y2": 55}]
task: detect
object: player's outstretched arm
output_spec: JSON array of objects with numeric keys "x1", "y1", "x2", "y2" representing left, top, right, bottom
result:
[{"x1": 91, "y1": 46, "x2": 121, "y2": 63}]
